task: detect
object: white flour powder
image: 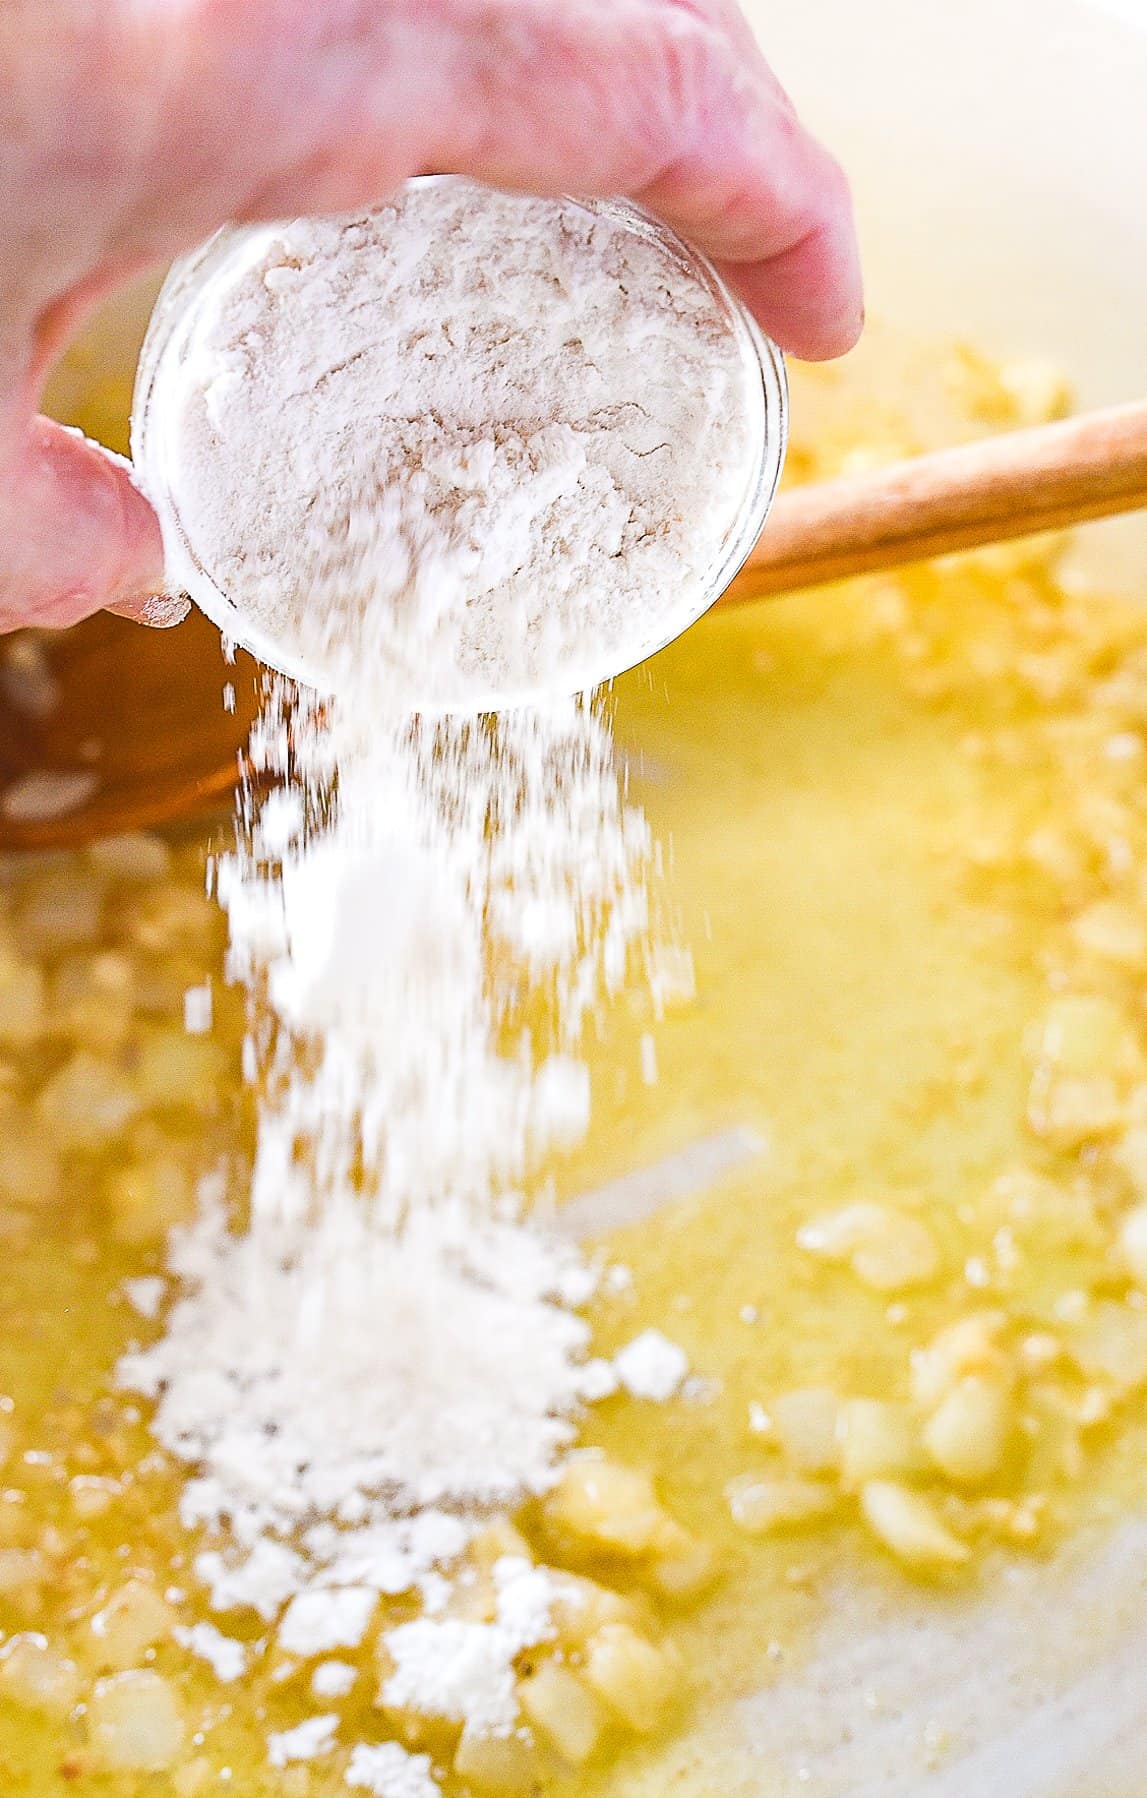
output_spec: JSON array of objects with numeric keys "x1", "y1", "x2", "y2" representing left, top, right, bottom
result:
[
  {"x1": 346, "y1": 1742, "x2": 438, "y2": 1798},
  {"x1": 219, "y1": 685, "x2": 651, "y2": 1228},
  {"x1": 120, "y1": 683, "x2": 652, "y2": 1727},
  {"x1": 121, "y1": 688, "x2": 654, "y2": 1770},
  {"x1": 119, "y1": 178, "x2": 712, "y2": 1785},
  {"x1": 148, "y1": 177, "x2": 765, "y2": 709}
]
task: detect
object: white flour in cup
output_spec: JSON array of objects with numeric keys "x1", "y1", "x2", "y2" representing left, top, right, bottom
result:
[{"x1": 139, "y1": 178, "x2": 772, "y2": 709}]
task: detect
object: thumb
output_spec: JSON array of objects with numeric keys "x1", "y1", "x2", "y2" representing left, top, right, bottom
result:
[{"x1": 0, "y1": 418, "x2": 170, "y2": 632}]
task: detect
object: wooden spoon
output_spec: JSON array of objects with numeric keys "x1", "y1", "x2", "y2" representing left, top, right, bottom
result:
[
  {"x1": 2, "y1": 398, "x2": 1145, "y2": 853},
  {"x1": 725, "y1": 396, "x2": 1147, "y2": 603},
  {"x1": 0, "y1": 609, "x2": 263, "y2": 852}
]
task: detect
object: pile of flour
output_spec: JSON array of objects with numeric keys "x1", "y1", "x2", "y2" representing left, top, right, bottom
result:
[
  {"x1": 150, "y1": 178, "x2": 763, "y2": 709},
  {"x1": 118, "y1": 179, "x2": 714, "y2": 1785}
]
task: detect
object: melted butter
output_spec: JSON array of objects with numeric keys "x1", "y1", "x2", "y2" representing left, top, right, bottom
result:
[
  {"x1": 559, "y1": 588, "x2": 1080, "y2": 1794},
  {"x1": 6, "y1": 339, "x2": 1147, "y2": 1792}
]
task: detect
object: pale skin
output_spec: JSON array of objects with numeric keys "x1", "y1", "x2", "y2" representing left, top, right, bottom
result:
[{"x1": 0, "y1": 0, "x2": 862, "y2": 634}]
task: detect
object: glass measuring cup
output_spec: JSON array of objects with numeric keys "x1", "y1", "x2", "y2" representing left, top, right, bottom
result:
[{"x1": 133, "y1": 181, "x2": 788, "y2": 712}]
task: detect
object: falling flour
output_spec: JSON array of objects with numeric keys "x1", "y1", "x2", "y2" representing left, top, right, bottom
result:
[
  {"x1": 119, "y1": 177, "x2": 716, "y2": 1785},
  {"x1": 119, "y1": 687, "x2": 657, "y2": 1765},
  {"x1": 141, "y1": 178, "x2": 767, "y2": 709}
]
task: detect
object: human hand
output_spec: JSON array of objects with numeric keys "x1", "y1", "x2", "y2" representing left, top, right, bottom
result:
[{"x1": 0, "y1": 0, "x2": 862, "y2": 632}]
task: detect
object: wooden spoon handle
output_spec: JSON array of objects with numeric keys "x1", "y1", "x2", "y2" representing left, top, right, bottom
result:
[{"x1": 724, "y1": 397, "x2": 1147, "y2": 605}]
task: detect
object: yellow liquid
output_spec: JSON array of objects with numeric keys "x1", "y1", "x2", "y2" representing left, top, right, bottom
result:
[{"x1": 5, "y1": 337, "x2": 1147, "y2": 1793}]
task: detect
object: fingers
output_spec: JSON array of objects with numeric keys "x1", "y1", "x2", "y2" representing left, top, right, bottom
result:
[
  {"x1": 638, "y1": 123, "x2": 864, "y2": 360},
  {"x1": 427, "y1": 0, "x2": 863, "y2": 359},
  {"x1": 724, "y1": 219, "x2": 864, "y2": 364},
  {"x1": 211, "y1": 0, "x2": 862, "y2": 360},
  {"x1": 0, "y1": 420, "x2": 165, "y2": 633}
]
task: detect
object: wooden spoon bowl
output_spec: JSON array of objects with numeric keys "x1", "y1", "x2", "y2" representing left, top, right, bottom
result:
[{"x1": 0, "y1": 609, "x2": 260, "y2": 851}]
